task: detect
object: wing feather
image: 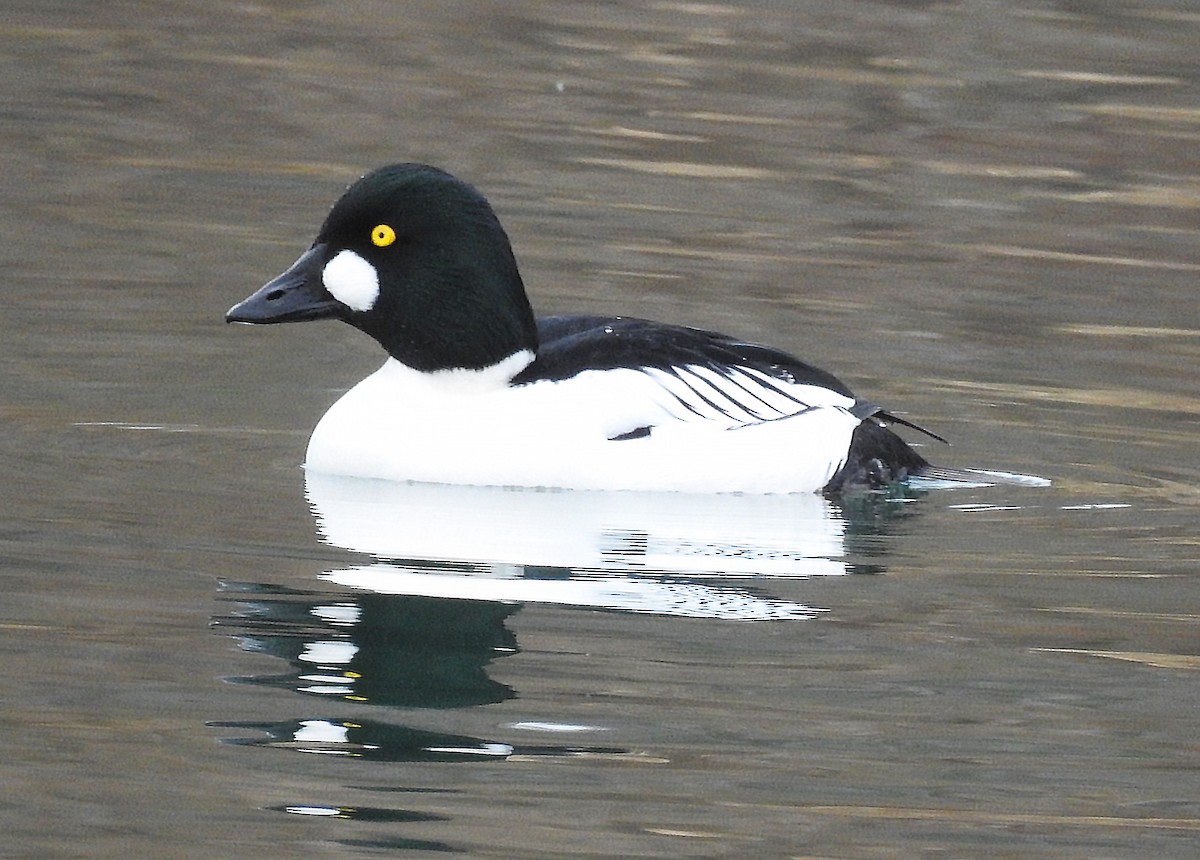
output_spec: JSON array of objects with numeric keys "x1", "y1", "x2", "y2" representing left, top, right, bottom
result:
[{"x1": 512, "y1": 315, "x2": 861, "y2": 424}]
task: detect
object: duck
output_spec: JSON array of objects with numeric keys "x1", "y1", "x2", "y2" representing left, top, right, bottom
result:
[{"x1": 226, "y1": 163, "x2": 946, "y2": 494}]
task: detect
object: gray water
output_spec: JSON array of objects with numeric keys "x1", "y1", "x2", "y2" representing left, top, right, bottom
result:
[{"x1": 3, "y1": 1, "x2": 1198, "y2": 857}]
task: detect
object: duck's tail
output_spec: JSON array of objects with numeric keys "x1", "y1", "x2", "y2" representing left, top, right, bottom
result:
[
  {"x1": 823, "y1": 418, "x2": 931, "y2": 495},
  {"x1": 822, "y1": 415, "x2": 1049, "y2": 495}
]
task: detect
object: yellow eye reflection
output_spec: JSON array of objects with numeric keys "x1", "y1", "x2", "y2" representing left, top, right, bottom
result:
[{"x1": 370, "y1": 224, "x2": 397, "y2": 247}]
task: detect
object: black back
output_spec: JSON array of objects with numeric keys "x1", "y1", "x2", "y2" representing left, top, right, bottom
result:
[{"x1": 514, "y1": 315, "x2": 855, "y2": 396}]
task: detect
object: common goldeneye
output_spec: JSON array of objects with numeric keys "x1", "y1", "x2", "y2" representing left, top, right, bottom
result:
[{"x1": 226, "y1": 163, "x2": 944, "y2": 494}]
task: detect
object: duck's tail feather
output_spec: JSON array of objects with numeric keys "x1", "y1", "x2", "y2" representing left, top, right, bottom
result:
[
  {"x1": 850, "y1": 401, "x2": 949, "y2": 445},
  {"x1": 874, "y1": 410, "x2": 949, "y2": 445}
]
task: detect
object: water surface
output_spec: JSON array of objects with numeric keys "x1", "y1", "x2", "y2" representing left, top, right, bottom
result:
[{"x1": 2, "y1": 1, "x2": 1198, "y2": 857}]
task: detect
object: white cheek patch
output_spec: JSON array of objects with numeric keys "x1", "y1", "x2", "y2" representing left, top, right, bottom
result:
[{"x1": 322, "y1": 250, "x2": 380, "y2": 312}]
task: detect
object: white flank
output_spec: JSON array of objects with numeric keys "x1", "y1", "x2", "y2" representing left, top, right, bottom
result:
[
  {"x1": 304, "y1": 356, "x2": 861, "y2": 493},
  {"x1": 322, "y1": 250, "x2": 379, "y2": 311}
]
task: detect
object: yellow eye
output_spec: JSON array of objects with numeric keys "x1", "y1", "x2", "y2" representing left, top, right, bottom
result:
[{"x1": 370, "y1": 224, "x2": 396, "y2": 247}]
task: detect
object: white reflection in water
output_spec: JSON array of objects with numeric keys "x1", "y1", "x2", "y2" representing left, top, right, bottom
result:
[
  {"x1": 310, "y1": 603, "x2": 362, "y2": 626},
  {"x1": 293, "y1": 719, "x2": 352, "y2": 744},
  {"x1": 304, "y1": 470, "x2": 856, "y2": 620},
  {"x1": 284, "y1": 806, "x2": 343, "y2": 817},
  {"x1": 321, "y1": 563, "x2": 822, "y2": 620},
  {"x1": 305, "y1": 471, "x2": 848, "y2": 575},
  {"x1": 297, "y1": 639, "x2": 358, "y2": 666}
]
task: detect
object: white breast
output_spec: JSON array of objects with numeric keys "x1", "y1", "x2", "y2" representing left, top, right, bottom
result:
[{"x1": 304, "y1": 358, "x2": 861, "y2": 493}]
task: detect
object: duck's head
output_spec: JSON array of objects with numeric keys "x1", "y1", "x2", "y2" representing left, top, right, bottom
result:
[{"x1": 226, "y1": 164, "x2": 538, "y2": 372}]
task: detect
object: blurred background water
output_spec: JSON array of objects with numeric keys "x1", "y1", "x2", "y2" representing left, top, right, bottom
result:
[{"x1": 2, "y1": 1, "x2": 1198, "y2": 857}]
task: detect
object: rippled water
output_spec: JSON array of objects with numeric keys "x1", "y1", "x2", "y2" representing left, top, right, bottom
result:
[{"x1": 3, "y1": 1, "x2": 1198, "y2": 857}]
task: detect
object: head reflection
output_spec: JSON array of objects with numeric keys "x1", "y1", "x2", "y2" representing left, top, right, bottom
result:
[{"x1": 215, "y1": 585, "x2": 517, "y2": 708}]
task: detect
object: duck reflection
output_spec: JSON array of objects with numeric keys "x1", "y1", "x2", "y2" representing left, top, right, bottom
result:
[
  {"x1": 214, "y1": 583, "x2": 518, "y2": 708},
  {"x1": 303, "y1": 471, "x2": 922, "y2": 610},
  {"x1": 213, "y1": 477, "x2": 922, "y2": 758},
  {"x1": 216, "y1": 477, "x2": 925, "y2": 706},
  {"x1": 209, "y1": 716, "x2": 624, "y2": 762}
]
